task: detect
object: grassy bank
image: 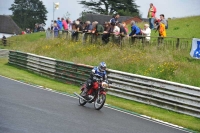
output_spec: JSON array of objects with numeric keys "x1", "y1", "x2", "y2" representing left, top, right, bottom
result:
[
  {"x1": 2, "y1": 16, "x2": 200, "y2": 87},
  {"x1": 0, "y1": 58, "x2": 199, "y2": 132}
]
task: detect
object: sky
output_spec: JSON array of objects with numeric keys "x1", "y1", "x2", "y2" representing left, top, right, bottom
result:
[{"x1": 1, "y1": 0, "x2": 200, "y2": 28}]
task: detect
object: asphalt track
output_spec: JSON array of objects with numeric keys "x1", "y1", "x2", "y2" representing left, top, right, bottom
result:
[{"x1": 0, "y1": 76, "x2": 189, "y2": 133}]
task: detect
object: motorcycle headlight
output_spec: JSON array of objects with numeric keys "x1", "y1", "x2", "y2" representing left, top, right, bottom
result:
[{"x1": 102, "y1": 82, "x2": 108, "y2": 88}]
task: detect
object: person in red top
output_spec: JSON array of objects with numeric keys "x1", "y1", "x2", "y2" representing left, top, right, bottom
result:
[
  {"x1": 147, "y1": 3, "x2": 157, "y2": 29},
  {"x1": 61, "y1": 18, "x2": 68, "y2": 30}
]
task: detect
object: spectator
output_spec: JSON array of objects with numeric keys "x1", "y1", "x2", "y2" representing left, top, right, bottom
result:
[
  {"x1": 34, "y1": 24, "x2": 38, "y2": 32},
  {"x1": 154, "y1": 17, "x2": 160, "y2": 29},
  {"x1": 92, "y1": 21, "x2": 104, "y2": 34},
  {"x1": 147, "y1": 3, "x2": 157, "y2": 29},
  {"x1": 82, "y1": 21, "x2": 93, "y2": 44},
  {"x1": 122, "y1": 22, "x2": 128, "y2": 33},
  {"x1": 46, "y1": 27, "x2": 51, "y2": 39},
  {"x1": 67, "y1": 19, "x2": 72, "y2": 31},
  {"x1": 53, "y1": 20, "x2": 59, "y2": 37},
  {"x1": 158, "y1": 14, "x2": 167, "y2": 44},
  {"x1": 91, "y1": 21, "x2": 104, "y2": 43},
  {"x1": 72, "y1": 20, "x2": 83, "y2": 41},
  {"x1": 118, "y1": 23, "x2": 127, "y2": 35},
  {"x1": 159, "y1": 14, "x2": 167, "y2": 29},
  {"x1": 113, "y1": 22, "x2": 120, "y2": 36},
  {"x1": 128, "y1": 21, "x2": 141, "y2": 43},
  {"x1": 115, "y1": 23, "x2": 127, "y2": 45},
  {"x1": 102, "y1": 22, "x2": 112, "y2": 44},
  {"x1": 2, "y1": 35, "x2": 7, "y2": 46},
  {"x1": 62, "y1": 18, "x2": 68, "y2": 30},
  {"x1": 141, "y1": 24, "x2": 151, "y2": 42},
  {"x1": 57, "y1": 17, "x2": 63, "y2": 30},
  {"x1": 128, "y1": 21, "x2": 141, "y2": 37},
  {"x1": 110, "y1": 14, "x2": 120, "y2": 24}
]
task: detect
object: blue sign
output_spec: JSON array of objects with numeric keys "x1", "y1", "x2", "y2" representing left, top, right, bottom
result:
[{"x1": 190, "y1": 38, "x2": 200, "y2": 59}]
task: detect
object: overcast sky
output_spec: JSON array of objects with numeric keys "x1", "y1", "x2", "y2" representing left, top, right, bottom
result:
[{"x1": 1, "y1": 0, "x2": 200, "y2": 28}]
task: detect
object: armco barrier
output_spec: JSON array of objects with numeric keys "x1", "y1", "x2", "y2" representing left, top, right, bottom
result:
[{"x1": 8, "y1": 50, "x2": 200, "y2": 118}]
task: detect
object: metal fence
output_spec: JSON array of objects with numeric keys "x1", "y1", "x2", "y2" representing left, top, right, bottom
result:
[{"x1": 8, "y1": 50, "x2": 200, "y2": 118}]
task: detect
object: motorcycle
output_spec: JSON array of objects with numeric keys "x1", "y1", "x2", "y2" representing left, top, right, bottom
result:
[{"x1": 74, "y1": 74, "x2": 111, "y2": 110}]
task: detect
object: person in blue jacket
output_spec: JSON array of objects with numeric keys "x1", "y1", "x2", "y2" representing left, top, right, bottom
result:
[
  {"x1": 128, "y1": 20, "x2": 141, "y2": 43},
  {"x1": 129, "y1": 20, "x2": 141, "y2": 36},
  {"x1": 85, "y1": 62, "x2": 107, "y2": 92},
  {"x1": 57, "y1": 17, "x2": 63, "y2": 30}
]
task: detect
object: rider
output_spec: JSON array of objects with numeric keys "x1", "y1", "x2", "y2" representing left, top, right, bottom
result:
[{"x1": 85, "y1": 62, "x2": 107, "y2": 93}]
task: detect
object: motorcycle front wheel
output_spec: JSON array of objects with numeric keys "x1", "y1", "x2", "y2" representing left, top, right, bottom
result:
[
  {"x1": 79, "y1": 91, "x2": 87, "y2": 106},
  {"x1": 94, "y1": 94, "x2": 106, "y2": 110}
]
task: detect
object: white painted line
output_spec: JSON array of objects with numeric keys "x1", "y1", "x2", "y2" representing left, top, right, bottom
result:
[{"x1": 0, "y1": 75, "x2": 193, "y2": 133}]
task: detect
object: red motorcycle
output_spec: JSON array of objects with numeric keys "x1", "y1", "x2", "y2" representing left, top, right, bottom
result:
[{"x1": 74, "y1": 74, "x2": 111, "y2": 110}]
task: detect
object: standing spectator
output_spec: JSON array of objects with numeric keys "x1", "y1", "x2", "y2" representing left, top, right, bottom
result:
[
  {"x1": 57, "y1": 17, "x2": 63, "y2": 30},
  {"x1": 113, "y1": 23, "x2": 120, "y2": 35},
  {"x1": 62, "y1": 18, "x2": 68, "y2": 30},
  {"x1": 122, "y1": 22, "x2": 128, "y2": 33},
  {"x1": 128, "y1": 21, "x2": 141, "y2": 37},
  {"x1": 91, "y1": 21, "x2": 104, "y2": 43},
  {"x1": 118, "y1": 23, "x2": 127, "y2": 35},
  {"x1": 82, "y1": 21, "x2": 93, "y2": 44},
  {"x1": 46, "y1": 27, "x2": 51, "y2": 39},
  {"x1": 2, "y1": 35, "x2": 7, "y2": 46},
  {"x1": 102, "y1": 22, "x2": 112, "y2": 44},
  {"x1": 147, "y1": 3, "x2": 156, "y2": 29},
  {"x1": 67, "y1": 19, "x2": 72, "y2": 31},
  {"x1": 128, "y1": 21, "x2": 141, "y2": 44},
  {"x1": 159, "y1": 14, "x2": 168, "y2": 29},
  {"x1": 141, "y1": 24, "x2": 151, "y2": 42},
  {"x1": 158, "y1": 14, "x2": 167, "y2": 44},
  {"x1": 154, "y1": 17, "x2": 160, "y2": 29},
  {"x1": 92, "y1": 21, "x2": 104, "y2": 34},
  {"x1": 110, "y1": 14, "x2": 120, "y2": 24},
  {"x1": 53, "y1": 20, "x2": 59, "y2": 37},
  {"x1": 112, "y1": 22, "x2": 120, "y2": 43},
  {"x1": 72, "y1": 20, "x2": 83, "y2": 41},
  {"x1": 34, "y1": 24, "x2": 38, "y2": 32}
]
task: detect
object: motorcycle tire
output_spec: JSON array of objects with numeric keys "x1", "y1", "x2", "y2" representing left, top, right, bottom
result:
[
  {"x1": 79, "y1": 91, "x2": 87, "y2": 106},
  {"x1": 94, "y1": 94, "x2": 106, "y2": 110}
]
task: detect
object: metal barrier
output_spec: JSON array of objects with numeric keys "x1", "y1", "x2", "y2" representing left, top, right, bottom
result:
[
  {"x1": 0, "y1": 49, "x2": 9, "y2": 57},
  {"x1": 8, "y1": 50, "x2": 200, "y2": 118}
]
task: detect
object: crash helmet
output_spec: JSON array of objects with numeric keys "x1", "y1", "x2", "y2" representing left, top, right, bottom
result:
[{"x1": 98, "y1": 62, "x2": 106, "y2": 72}]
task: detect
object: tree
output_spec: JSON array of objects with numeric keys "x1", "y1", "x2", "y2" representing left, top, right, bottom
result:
[
  {"x1": 9, "y1": 0, "x2": 48, "y2": 30},
  {"x1": 78, "y1": 0, "x2": 140, "y2": 17}
]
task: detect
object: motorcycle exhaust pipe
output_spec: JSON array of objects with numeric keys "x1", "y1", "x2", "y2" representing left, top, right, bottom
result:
[{"x1": 74, "y1": 92, "x2": 87, "y2": 101}]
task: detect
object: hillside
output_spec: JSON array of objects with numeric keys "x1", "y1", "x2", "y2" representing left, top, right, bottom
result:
[
  {"x1": 1, "y1": 15, "x2": 200, "y2": 87},
  {"x1": 137, "y1": 16, "x2": 200, "y2": 38}
]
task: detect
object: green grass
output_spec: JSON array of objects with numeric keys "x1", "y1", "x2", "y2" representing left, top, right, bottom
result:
[
  {"x1": 136, "y1": 16, "x2": 200, "y2": 38},
  {"x1": 0, "y1": 58, "x2": 199, "y2": 132}
]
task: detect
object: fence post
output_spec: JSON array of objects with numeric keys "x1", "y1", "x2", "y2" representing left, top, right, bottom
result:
[{"x1": 176, "y1": 38, "x2": 180, "y2": 49}]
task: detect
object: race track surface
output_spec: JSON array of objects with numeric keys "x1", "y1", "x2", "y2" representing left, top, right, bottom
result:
[{"x1": 0, "y1": 76, "x2": 188, "y2": 133}]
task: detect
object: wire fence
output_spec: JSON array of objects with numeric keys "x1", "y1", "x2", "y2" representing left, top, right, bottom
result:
[
  {"x1": 1, "y1": 30, "x2": 192, "y2": 51},
  {"x1": 53, "y1": 30, "x2": 192, "y2": 50}
]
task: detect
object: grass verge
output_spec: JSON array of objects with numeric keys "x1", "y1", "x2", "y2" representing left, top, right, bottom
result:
[{"x1": 0, "y1": 58, "x2": 199, "y2": 132}]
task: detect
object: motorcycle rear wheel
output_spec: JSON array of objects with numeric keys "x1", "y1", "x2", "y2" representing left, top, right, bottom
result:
[
  {"x1": 94, "y1": 94, "x2": 106, "y2": 110},
  {"x1": 79, "y1": 91, "x2": 87, "y2": 106}
]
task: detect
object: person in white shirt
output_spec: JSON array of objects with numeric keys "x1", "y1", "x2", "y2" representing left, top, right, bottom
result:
[
  {"x1": 112, "y1": 23, "x2": 120, "y2": 36},
  {"x1": 141, "y1": 24, "x2": 151, "y2": 42}
]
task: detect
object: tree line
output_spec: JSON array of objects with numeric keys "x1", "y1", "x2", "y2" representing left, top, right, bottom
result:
[{"x1": 9, "y1": 0, "x2": 140, "y2": 30}]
